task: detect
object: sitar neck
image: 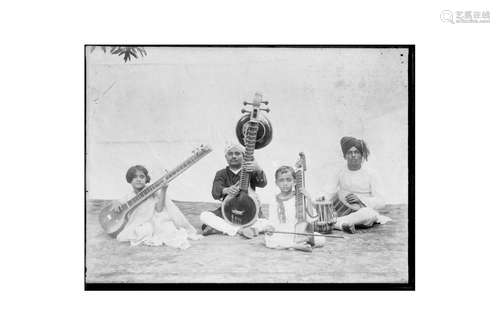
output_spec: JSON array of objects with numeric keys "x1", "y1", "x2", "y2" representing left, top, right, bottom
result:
[
  {"x1": 239, "y1": 121, "x2": 258, "y2": 192},
  {"x1": 125, "y1": 149, "x2": 210, "y2": 209},
  {"x1": 295, "y1": 169, "x2": 306, "y2": 222}
]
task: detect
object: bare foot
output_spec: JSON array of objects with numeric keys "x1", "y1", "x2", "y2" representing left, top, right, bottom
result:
[
  {"x1": 293, "y1": 243, "x2": 313, "y2": 252},
  {"x1": 240, "y1": 227, "x2": 258, "y2": 239}
]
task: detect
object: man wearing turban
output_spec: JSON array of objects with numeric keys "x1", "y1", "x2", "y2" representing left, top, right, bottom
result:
[
  {"x1": 321, "y1": 136, "x2": 391, "y2": 233},
  {"x1": 199, "y1": 143, "x2": 268, "y2": 235}
]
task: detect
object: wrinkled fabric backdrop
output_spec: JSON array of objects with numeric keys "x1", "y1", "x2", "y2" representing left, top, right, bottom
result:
[{"x1": 86, "y1": 47, "x2": 408, "y2": 205}]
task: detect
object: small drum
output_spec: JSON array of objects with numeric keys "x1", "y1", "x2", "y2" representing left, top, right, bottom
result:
[
  {"x1": 312, "y1": 192, "x2": 362, "y2": 234},
  {"x1": 312, "y1": 202, "x2": 337, "y2": 234},
  {"x1": 331, "y1": 192, "x2": 361, "y2": 217}
]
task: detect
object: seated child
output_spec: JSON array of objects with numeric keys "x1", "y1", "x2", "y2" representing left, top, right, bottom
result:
[
  {"x1": 243, "y1": 166, "x2": 325, "y2": 252},
  {"x1": 111, "y1": 165, "x2": 202, "y2": 248}
]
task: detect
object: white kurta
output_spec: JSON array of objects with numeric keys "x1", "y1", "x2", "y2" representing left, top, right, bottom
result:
[
  {"x1": 326, "y1": 166, "x2": 385, "y2": 208},
  {"x1": 262, "y1": 197, "x2": 299, "y2": 248},
  {"x1": 326, "y1": 166, "x2": 391, "y2": 225}
]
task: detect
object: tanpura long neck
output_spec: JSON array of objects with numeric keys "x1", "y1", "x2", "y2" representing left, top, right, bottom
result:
[
  {"x1": 295, "y1": 169, "x2": 306, "y2": 222},
  {"x1": 239, "y1": 121, "x2": 258, "y2": 192},
  {"x1": 124, "y1": 154, "x2": 199, "y2": 209}
]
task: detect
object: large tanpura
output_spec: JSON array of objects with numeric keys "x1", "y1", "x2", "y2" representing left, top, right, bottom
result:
[{"x1": 221, "y1": 92, "x2": 272, "y2": 227}]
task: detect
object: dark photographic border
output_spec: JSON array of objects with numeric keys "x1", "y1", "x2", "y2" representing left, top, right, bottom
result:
[{"x1": 84, "y1": 44, "x2": 415, "y2": 291}]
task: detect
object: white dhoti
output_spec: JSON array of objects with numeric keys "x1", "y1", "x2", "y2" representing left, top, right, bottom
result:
[
  {"x1": 199, "y1": 211, "x2": 241, "y2": 236},
  {"x1": 200, "y1": 199, "x2": 326, "y2": 250},
  {"x1": 334, "y1": 207, "x2": 392, "y2": 230}
]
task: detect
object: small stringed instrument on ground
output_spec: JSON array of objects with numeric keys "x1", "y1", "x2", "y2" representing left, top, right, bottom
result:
[
  {"x1": 99, "y1": 145, "x2": 212, "y2": 237},
  {"x1": 222, "y1": 92, "x2": 271, "y2": 227}
]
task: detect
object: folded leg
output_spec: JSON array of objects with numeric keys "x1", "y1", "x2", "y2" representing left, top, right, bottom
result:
[
  {"x1": 334, "y1": 207, "x2": 382, "y2": 231},
  {"x1": 199, "y1": 211, "x2": 240, "y2": 236}
]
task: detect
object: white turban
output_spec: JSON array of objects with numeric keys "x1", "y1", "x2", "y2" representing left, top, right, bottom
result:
[{"x1": 224, "y1": 142, "x2": 245, "y2": 155}]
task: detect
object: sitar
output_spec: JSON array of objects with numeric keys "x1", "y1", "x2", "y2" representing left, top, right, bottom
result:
[
  {"x1": 99, "y1": 144, "x2": 212, "y2": 237},
  {"x1": 294, "y1": 152, "x2": 316, "y2": 242},
  {"x1": 221, "y1": 93, "x2": 271, "y2": 227},
  {"x1": 294, "y1": 152, "x2": 308, "y2": 225}
]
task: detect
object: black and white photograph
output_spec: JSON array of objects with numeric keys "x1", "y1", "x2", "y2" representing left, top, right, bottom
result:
[
  {"x1": 5, "y1": 1, "x2": 500, "y2": 332},
  {"x1": 85, "y1": 45, "x2": 414, "y2": 288}
]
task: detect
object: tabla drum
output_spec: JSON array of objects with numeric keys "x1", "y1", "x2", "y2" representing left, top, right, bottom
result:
[
  {"x1": 312, "y1": 191, "x2": 363, "y2": 233},
  {"x1": 332, "y1": 191, "x2": 363, "y2": 216},
  {"x1": 312, "y1": 202, "x2": 337, "y2": 234}
]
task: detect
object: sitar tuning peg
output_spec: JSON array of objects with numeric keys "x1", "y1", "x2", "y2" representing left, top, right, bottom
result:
[
  {"x1": 260, "y1": 108, "x2": 270, "y2": 112},
  {"x1": 244, "y1": 101, "x2": 268, "y2": 106}
]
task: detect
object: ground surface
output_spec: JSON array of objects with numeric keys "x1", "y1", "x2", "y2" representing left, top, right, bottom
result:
[{"x1": 86, "y1": 200, "x2": 408, "y2": 283}]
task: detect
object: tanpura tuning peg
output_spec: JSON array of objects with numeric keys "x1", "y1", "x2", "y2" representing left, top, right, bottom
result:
[
  {"x1": 244, "y1": 100, "x2": 269, "y2": 106},
  {"x1": 259, "y1": 108, "x2": 270, "y2": 112},
  {"x1": 241, "y1": 109, "x2": 249, "y2": 113}
]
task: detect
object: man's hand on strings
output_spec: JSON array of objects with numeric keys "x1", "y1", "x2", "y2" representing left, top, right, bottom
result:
[{"x1": 223, "y1": 183, "x2": 240, "y2": 196}]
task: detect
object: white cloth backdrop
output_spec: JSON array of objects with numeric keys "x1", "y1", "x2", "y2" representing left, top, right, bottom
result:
[{"x1": 86, "y1": 47, "x2": 408, "y2": 205}]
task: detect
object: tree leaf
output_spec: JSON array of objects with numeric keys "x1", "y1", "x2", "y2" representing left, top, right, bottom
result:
[
  {"x1": 90, "y1": 46, "x2": 96, "y2": 53},
  {"x1": 101, "y1": 46, "x2": 107, "y2": 53}
]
